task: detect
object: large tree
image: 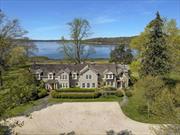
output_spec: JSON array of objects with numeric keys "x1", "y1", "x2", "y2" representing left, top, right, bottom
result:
[
  {"x1": 0, "y1": 10, "x2": 29, "y2": 86},
  {"x1": 62, "y1": 18, "x2": 94, "y2": 63},
  {"x1": 110, "y1": 44, "x2": 133, "y2": 64},
  {"x1": 140, "y1": 12, "x2": 171, "y2": 76}
]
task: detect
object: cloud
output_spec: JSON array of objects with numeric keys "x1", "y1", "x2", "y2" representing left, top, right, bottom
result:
[{"x1": 93, "y1": 16, "x2": 118, "y2": 24}]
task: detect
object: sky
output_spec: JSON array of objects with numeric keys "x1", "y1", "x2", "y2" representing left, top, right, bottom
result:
[{"x1": 1, "y1": 0, "x2": 180, "y2": 40}]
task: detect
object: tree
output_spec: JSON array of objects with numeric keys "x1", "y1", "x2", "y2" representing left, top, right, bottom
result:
[
  {"x1": 61, "y1": 18, "x2": 94, "y2": 63},
  {"x1": 134, "y1": 76, "x2": 165, "y2": 118},
  {"x1": 0, "y1": 10, "x2": 27, "y2": 86},
  {"x1": 140, "y1": 12, "x2": 171, "y2": 76},
  {"x1": 151, "y1": 88, "x2": 180, "y2": 134},
  {"x1": 110, "y1": 44, "x2": 133, "y2": 64}
]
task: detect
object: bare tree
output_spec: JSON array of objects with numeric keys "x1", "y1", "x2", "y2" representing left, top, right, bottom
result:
[
  {"x1": 0, "y1": 10, "x2": 27, "y2": 86},
  {"x1": 61, "y1": 18, "x2": 94, "y2": 63}
]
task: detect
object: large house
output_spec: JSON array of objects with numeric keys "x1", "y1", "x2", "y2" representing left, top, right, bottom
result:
[{"x1": 31, "y1": 63, "x2": 129, "y2": 90}]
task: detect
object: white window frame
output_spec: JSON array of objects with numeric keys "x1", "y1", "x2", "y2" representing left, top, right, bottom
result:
[
  {"x1": 48, "y1": 73, "x2": 53, "y2": 80},
  {"x1": 36, "y1": 72, "x2": 41, "y2": 80},
  {"x1": 72, "y1": 73, "x2": 77, "y2": 79},
  {"x1": 82, "y1": 83, "x2": 85, "y2": 88},
  {"x1": 92, "y1": 83, "x2": 95, "y2": 88},
  {"x1": 87, "y1": 83, "x2": 90, "y2": 88}
]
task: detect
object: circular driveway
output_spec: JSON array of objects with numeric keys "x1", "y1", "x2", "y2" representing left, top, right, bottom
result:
[{"x1": 9, "y1": 102, "x2": 155, "y2": 135}]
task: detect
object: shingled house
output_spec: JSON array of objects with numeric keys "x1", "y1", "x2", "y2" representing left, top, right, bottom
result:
[{"x1": 31, "y1": 63, "x2": 129, "y2": 90}]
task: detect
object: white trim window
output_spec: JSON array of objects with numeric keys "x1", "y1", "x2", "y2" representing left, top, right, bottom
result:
[
  {"x1": 82, "y1": 83, "x2": 85, "y2": 88},
  {"x1": 72, "y1": 73, "x2": 77, "y2": 79},
  {"x1": 48, "y1": 73, "x2": 53, "y2": 80},
  {"x1": 92, "y1": 83, "x2": 95, "y2": 88},
  {"x1": 36, "y1": 72, "x2": 41, "y2": 80},
  {"x1": 87, "y1": 83, "x2": 90, "y2": 88},
  {"x1": 105, "y1": 74, "x2": 113, "y2": 79},
  {"x1": 86, "y1": 75, "x2": 92, "y2": 79}
]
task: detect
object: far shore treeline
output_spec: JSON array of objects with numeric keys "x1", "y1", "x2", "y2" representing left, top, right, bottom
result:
[{"x1": 15, "y1": 36, "x2": 135, "y2": 46}]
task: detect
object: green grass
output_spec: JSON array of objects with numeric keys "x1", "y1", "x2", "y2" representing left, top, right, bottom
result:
[
  {"x1": 121, "y1": 88, "x2": 167, "y2": 124},
  {"x1": 4, "y1": 100, "x2": 41, "y2": 117},
  {"x1": 49, "y1": 95, "x2": 122, "y2": 103},
  {"x1": 121, "y1": 71, "x2": 180, "y2": 124}
]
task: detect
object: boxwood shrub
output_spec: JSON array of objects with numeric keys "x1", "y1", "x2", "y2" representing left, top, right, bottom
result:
[
  {"x1": 103, "y1": 87, "x2": 116, "y2": 91},
  {"x1": 51, "y1": 91, "x2": 100, "y2": 99},
  {"x1": 56, "y1": 88, "x2": 96, "y2": 93},
  {"x1": 116, "y1": 90, "x2": 124, "y2": 97}
]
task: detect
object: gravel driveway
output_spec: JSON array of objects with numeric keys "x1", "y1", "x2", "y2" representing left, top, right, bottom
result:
[{"x1": 8, "y1": 102, "x2": 156, "y2": 135}]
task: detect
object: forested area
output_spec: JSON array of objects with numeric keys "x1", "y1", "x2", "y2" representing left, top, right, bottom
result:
[
  {"x1": 0, "y1": 10, "x2": 48, "y2": 134},
  {"x1": 121, "y1": 12, "x2": 180, "y2": 134}
]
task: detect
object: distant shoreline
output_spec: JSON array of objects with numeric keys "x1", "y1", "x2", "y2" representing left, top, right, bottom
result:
[{"x1": 23, "y1": 36, "x2": 136, "y2": 45}]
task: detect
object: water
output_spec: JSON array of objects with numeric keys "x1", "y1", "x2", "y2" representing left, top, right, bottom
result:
[{"x1": 34, "y1": 41, "x2": 116, "y2": 59}]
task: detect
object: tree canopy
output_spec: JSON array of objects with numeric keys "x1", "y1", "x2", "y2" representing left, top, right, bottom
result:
[
  {"x1": 110, "y1": 44, "x2": 133, "y2": 64},
  {"x1": 140, "y1": 12, "x2": 171, "y2": 76},
  {"x1": 61, "y1": 18, "x2": 95, "y2": 63}
]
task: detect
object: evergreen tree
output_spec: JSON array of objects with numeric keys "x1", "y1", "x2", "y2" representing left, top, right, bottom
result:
[{"x1": 140, "y1": 12, "x2": 170, "y2": 76}]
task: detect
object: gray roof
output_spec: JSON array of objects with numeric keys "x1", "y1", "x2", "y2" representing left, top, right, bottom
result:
[{"x1": 31, "y1": 63, "x2": 129, "y2": 76}]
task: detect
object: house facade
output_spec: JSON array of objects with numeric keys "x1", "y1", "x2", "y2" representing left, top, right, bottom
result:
[{"x1": 31, "y1": 63, "x2": 129, "y2": 90}]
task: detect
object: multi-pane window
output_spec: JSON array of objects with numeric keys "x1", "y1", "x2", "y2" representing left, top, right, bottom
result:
[
  {"x1": 92, "y1": 83, "x2": 95, "y2": 88},
  {"x1": 105, "y1": 74, "x2": 113, "y2": 79},
  {"x1": 36, "y1": 73, "x2": 41, "y2": 80},
  {"x1": 86, "y1": 74, "x2": 92, "y2": 79},
  {"x1": 48, "y1": 73, "x2": 53, "y2": 79},
  {"x1": 87, "y1": 83, "x2": 90, "y2": 88},
  {"x1": 82, "y1": 83, "x2": 85, "y2": 88},
  {"x1": 109, "y1": 74, "x2": 113, "y2": 79},
  {"x1": 72, "y1": 73, "x2": 77, "y2": 79}
]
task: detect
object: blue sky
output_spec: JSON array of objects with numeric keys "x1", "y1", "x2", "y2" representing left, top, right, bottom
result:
[{"x1": 1, "y1": 0, "x2": 180, "y2": 40}]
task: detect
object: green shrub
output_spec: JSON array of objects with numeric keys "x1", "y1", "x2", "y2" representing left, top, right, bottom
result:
[
  {"x1": 116, "y1": 90, "x2": 124, "y2": 97},
  {"x1": 103, "y1": 87, "x2": 116, "y2": 91},
  {"x1": 56, "y1": 88, "x2": 96, "y2": 92},
  {"x1": 38, "y1": 89, "x2": 48, "y2": 98},
  {"x1": 125, "y1": 90, "x2": 133, "y2": 97},
  {"x1": 51, "y1": 91, "x2": 100, "y2": 99}
]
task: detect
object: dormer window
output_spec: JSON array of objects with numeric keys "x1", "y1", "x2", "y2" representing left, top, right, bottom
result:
[
  {"x1": 48, "y1": 73, "x2": 53, "y2": 80},
  {"x1": 105, "y1": 73, "x2": 113, "y2": 79},
  {"x1": 36, "y1": 72, "x2": 41, "y2": 80},
  {"x1": 72, "y1": 73, "x2": 77, "y2": 79}
]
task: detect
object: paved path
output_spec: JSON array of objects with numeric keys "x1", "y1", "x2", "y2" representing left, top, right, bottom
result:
[{"x1": 8, "y1": 102, "x2": 156, "y2": 135}]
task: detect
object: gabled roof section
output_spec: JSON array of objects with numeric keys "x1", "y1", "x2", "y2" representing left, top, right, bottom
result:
[
  {"x1": 79, "y1": 65, "x2": 98, "y2": 75},
  {"x1": 30, "y1": 63, "x2": 129, "y2": 76}
]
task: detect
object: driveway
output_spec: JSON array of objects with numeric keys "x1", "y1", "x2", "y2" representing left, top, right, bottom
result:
[{"x1": 8, "y1": 102, "x2": 156, "y2": 135}]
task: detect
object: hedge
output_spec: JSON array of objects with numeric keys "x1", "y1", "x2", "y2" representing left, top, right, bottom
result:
[
  {"x1": 51, "y1": 91, "x2": 100, "y2": 99},
  {"x1": 56, "y1": 88, "x2": 96, "y2": 93},
  {"x1": 116, "y1": 90, "x2": 124, "y2": 97},
  {"x1": 102, "y1": 87, "x2": 117, "y2": 91}
]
